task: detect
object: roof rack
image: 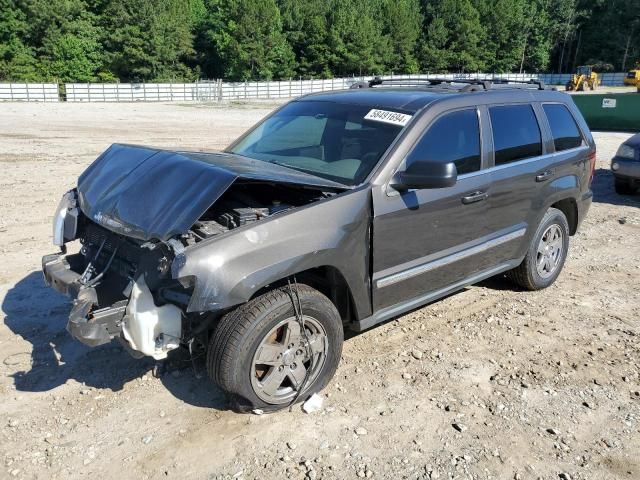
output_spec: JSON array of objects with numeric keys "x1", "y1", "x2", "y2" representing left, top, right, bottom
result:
[
  {"x1": 350, "y1": 76, "x2": 548, "y2": 91},
  {"x1": 487, "y1": 77, "x2": 547, "y2": 90}
]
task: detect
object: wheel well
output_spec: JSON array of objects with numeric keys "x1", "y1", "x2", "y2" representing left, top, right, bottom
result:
[
  {"x1": 250, "y1": 266, "x2": 358, "y2": 326},
  {"x1": 551, "y1": 198, "x2": 578, "y2": 235}
]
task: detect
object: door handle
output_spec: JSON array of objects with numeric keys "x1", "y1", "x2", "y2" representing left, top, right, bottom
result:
[
  {"x1": 461, "y1": 191, "x2": 488, "y2": 204},
  {"x1": 535, "y1": 170, "x2": 554, "y2": 182}
]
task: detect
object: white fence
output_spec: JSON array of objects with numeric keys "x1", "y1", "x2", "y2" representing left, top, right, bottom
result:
[
  {"x1": 0, "y1": 83, "x2": 59, "y2": 102},
  {"x1": 64, "y1": 77, "x2": 354, "y2": 102},
  {"x1": 0, "y1": 72, "x2": 631, "y2": 103},
  {"x1": 64, "y1": 81, "x2": 222, "y2": 102}
]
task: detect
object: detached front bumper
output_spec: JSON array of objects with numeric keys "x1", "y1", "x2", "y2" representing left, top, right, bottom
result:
[{"x1": 42, "y1": 252, "x2": 126, "y2": 347}]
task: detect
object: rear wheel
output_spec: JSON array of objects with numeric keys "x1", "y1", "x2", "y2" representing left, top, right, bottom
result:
[
  {"x1": 507, "y1": 208, "x2": 569, "y2": 290},
  {"x1": 615, "y1": 179, "x2": 636, "y2": 195},
  {"x1": 207, "y1": 284, "x2": 343, "y2": 412}
]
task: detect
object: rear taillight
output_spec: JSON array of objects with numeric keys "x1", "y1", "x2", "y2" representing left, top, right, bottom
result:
[{"x1": 587, "y1": 151, "x2": 596, "y2": 186}]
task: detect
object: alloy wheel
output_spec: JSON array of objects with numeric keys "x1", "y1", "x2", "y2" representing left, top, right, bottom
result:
[
  {"x1": 250, "y1": 316, "x2": 328, "y2": 404},
  {"x1": 536, "y1": 224, "x2": 564, "y2": 279}
]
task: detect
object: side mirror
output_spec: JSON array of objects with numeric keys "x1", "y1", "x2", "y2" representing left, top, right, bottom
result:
[{"x1": 391, "y1": 160, "x2": 457, "y2": 191}]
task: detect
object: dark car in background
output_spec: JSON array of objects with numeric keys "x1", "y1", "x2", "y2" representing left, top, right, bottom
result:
[
  {"x1": 611, "y1": 133, "x2": 640, "y2": 194},
  {"x1": 42, "y1": 77, "x2": 595, "y2": 412}
]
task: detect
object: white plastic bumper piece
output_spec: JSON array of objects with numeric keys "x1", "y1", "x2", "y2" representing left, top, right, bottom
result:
[{"x1": 122, "y1": 276, "x2": 182, "y2": 360}]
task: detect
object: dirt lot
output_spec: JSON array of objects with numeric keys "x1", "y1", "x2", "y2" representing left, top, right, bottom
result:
[{"x1": 0, "y1": 102, "x2": 638, "y2": 480}]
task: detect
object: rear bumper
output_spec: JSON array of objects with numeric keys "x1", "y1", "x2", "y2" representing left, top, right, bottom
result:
[
  {"x1": 576, "y1": 190, "x2": 593, "y2": 232},
  {"x1": 42, "y1": 253, "x2": 125, "y2": 347}
]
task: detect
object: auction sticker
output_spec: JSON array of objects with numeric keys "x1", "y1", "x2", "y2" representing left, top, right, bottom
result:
[{"x1": 364, "y1": 109, "x2": 412, "y2": 126}]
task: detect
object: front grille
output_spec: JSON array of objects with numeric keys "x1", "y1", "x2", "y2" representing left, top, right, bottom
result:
[
  {"x1": 83, "y1": 222, "x2": 142, "y2": 266},
  {"x1": 81, "y1": 221, "x2": 141, "y2": 278}
]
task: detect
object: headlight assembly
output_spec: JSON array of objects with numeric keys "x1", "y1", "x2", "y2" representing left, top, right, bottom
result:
[{"x1": 53, "y1": 190, "x2": 79, "y2": 247}]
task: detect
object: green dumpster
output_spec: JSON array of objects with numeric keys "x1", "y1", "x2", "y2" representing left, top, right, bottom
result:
[{"x1": 570, "y1": 93, "x2": 640, "y2": 132}]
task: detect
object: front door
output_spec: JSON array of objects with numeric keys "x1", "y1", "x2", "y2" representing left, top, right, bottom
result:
[{"x1": 372, "y1": 108, "x2": 491, "y2": 311}]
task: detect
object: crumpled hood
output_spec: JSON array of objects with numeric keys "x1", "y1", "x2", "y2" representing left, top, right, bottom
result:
[{"x1": 77, "y1": 144, "x2": 346, "y2": 241}]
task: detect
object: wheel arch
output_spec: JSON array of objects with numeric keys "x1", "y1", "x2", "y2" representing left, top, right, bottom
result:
[
  {"x1": 550, "y1": 197, "x2": 579, "y2": 235},
  {"x1": 248, "y1": 265, "x2": 362, "y2": 327}
]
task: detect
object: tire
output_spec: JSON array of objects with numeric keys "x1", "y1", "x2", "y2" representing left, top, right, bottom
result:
[
  {"x1": 507, "y1": 208, "x2": 570, "y2": 291},
  {"x1": 615, "y1": 179, "x2": 636, "y2": 195},
  {"x1": 207, "y1": 284, "x2": 343, "y2": 413}
]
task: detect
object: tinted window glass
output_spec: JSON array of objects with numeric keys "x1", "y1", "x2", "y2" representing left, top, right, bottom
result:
[
  {"x1": 229, "y1": 101, "x2": 406, "y2": 185},
  {"x1": 489, "y1": 105, "x2": 542, "y2": 165},
  {"x1": 543, "y1": 104, "x2": 583, "y2": 151},
  {"x1": 407, "y1": 109, "x2": 481, "y2": 175}
]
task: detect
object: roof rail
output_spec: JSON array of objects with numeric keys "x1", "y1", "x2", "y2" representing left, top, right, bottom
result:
[
  {"x1": 350, "y1": 76, "x2": 548, "y2": 91},
  {"x1": 487, "y1": 77, "x2": 547, "y2": 90}
]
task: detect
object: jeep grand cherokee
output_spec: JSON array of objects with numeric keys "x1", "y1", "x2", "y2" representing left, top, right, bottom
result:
[{"x1": 43, "y1": 77, "x2": 595, "y2": 412}]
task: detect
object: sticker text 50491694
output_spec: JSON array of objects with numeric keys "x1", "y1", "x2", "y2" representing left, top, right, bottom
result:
[{"x1": 364, "y1": 109, "x2": 412, "y2": 127}]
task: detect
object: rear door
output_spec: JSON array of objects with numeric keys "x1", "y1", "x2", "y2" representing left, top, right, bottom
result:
[
  {"x1": 484, "y1": 102, "x2": 590, "y2": 266},
  {"x1": 371, "y1": 108, "x2": 491, "y2": 311},
  {"x1": 483, "y1": 103, "x2": 554, "y2": 264}
]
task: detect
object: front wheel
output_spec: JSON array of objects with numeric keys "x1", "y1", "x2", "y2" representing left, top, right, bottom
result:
[
  {"x1": 207, "y1": 284, "x2": 343, "y2": 412},
  {"x1": 507, "y1": 208, "x2": 570, "y2": 290}
]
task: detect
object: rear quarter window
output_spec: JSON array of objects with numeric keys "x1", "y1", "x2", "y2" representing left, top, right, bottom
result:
[
  {"x1": 489, "y1": 105, "x2": 542, "y2": 166},
  {"x1": 543, "y1": 103, "x2": 584, "y2": 151}
]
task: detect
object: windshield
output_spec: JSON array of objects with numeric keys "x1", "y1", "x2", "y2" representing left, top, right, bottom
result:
[{"x1": 228, "y1": 100, "x2": 410, "y2": 185}]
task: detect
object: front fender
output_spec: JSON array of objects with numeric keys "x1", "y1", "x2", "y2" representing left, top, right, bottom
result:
[{"x1": 173, "y1": 187, "x2": 372, "y2": 318}]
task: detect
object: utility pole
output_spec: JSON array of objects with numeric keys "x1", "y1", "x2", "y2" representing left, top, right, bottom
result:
[{"x1": 572, "y1": 29, "x2": 582, "y2": 72}]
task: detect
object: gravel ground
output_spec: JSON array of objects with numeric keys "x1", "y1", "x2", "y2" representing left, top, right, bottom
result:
[{"x1": 0, "y1": 102, "x2": 638, "y2": 480}]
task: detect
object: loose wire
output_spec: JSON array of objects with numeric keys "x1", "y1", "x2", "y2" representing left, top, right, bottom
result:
[{"x1": 287, "y1": 276, "x2": 314, "y2": 410}]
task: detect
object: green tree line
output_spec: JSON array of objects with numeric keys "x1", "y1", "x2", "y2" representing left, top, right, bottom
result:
[{"x1": 1, "y1": 0, "x2": 639, "y2": 83}]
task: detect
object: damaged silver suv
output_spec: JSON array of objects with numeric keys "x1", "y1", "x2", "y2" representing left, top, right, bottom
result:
[{"x1": 43, "y1": 78, "x2": 595, "y2": 412}]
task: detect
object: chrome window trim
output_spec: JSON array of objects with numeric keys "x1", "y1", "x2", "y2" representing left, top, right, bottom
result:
[
  {"x1": 450, "y1": 144, "x2": 589, "y2": 179},
  {"x1": 376, "y1": 227, "x2": 527, "y2": 288}
]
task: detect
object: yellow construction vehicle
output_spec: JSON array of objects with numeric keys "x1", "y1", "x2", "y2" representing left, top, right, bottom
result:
[
  {"x1": 624, "y1": 63, "x2": 640, "y2": 86},
  {"x1": 566, "y1": 65, "x2": 600, "y2": 91}
]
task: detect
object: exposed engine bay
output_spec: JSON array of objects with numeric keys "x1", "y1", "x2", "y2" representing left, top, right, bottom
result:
[
  {"x1": 184, "y1": 182, "x2": 329, "y2": 244},
  {"x1": 43, "y1": 179, "x2": 334, "y2": 360}
]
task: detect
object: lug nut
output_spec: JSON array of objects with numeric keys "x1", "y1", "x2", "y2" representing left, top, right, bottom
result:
[{"x1": 291, "y1": 363, "x2": 297, "y2": 369}]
